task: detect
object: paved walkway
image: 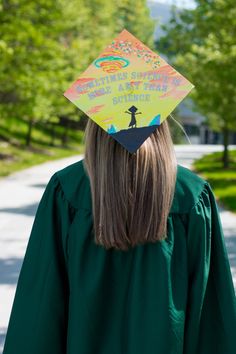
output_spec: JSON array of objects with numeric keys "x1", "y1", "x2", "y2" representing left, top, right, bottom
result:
[
  {"x1": 0, "y1": 155, "x2": 84, "y2": 352},
  {"x1": 0, "y1": 145, "x2": 236, "y2": 352}
]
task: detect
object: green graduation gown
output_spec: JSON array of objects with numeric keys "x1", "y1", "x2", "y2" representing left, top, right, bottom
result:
[{"x1": 2, "y1": 159, "x2": 236, "y2": 354}]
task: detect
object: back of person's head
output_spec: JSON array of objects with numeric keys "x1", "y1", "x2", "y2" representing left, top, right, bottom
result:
[{"x1": 83, "y1": 118, "x2": 177, "y2": 251}]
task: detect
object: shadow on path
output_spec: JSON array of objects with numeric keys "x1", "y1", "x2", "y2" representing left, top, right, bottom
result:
[
  {"x1": 225, "y1": 236, "x2": 236, "y2": 267},
  {"x1": 29, "y1": 183, "x2": 47, "y2": 189},
  {"x1": 0, "y1": 203, "x2": 39, "y2": 217},
  {"x1": 0, "y1": 257, "x2": 23, "y2": 285},
  {"x1": 0, "y1": 327, "x2": 7, "y2": 353}
]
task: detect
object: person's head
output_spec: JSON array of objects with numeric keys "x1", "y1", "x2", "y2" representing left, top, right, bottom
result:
[
  {"x1": 129, "y1": 105, "x2": 138, "y2": 113},
  {"x1": 83, "y1": 118, "x2": 177, "y2": 251}
]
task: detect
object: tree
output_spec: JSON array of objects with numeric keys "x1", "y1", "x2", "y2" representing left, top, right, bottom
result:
[
  {"x1": 0, "y1": 0, "x2": 155, "y2": 148},
  {"x1": 158, "y1": 0, "x2": 236, "y2": 168},
  {"x1": 116, "y1": 0, "x2": 156, "y2": 49},
  {"x1": 0, "y1": 0, "x2": 100, "y2": 146}
]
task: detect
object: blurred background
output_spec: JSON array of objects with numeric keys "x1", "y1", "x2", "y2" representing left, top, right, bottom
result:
[
  {"x1": 0, "y1": 0, "x2": 236, "y2": 352},
  {"x1": 1, "y1": 0, "x2": 236, "y2": 206}
]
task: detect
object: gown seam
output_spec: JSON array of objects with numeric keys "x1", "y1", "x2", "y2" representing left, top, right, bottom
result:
[
  {"x1": 52, "y1": 172, "x2": 80, "y2": 270},
  {"x1": 188, "y1": 181, "x2": 210, "y2": 213},
  {"x1": 54, "y1": 172, "x2": 79, "y2": 213},
  {"x1": 54, "y1": 171, "x2": 94, "y2": 214}
]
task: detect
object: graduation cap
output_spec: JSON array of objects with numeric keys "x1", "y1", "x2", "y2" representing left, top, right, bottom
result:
[{"x1": 63, "y1": 28, "x2": 194, "y2": 153}]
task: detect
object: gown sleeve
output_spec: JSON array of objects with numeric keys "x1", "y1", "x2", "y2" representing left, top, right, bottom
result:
[
  {"x1": 3, "y1": 173, "x2": 77, "y2": 354},
  {"x1": 183, "y1": 182, "x2": 236, "y2": 354}
]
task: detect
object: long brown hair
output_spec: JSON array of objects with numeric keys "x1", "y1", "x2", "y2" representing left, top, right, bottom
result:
[{"x1": 83, "y1": 118, "x2": 177, "y2": 251}]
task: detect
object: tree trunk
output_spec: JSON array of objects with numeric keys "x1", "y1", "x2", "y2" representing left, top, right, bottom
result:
[
  {"x1": 61, "y1": 124, "x2": 69, "y2": 147},
  {"x1": 222, "y1": 126, "x2": 229, "y2": 168},
  {"x1": 25, "y1": 119, "x2": 34, "y2": 147},
  {"x1": 50, "y1": 125, "x2": 56, "y2": 146}
]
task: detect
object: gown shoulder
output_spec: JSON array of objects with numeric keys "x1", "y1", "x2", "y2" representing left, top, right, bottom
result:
[
  {"x1": 54, "y1": 159, "x2": 209, "y2": 215},
  {"x1": 170, "y1": 164, "x2": 208, "y2": 214},
  {"x1": 54, "y1": 159, "x2": 92, "y2": 212}
]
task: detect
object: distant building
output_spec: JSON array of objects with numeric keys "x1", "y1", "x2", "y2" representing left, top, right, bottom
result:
[{"x1": 177, "y1": 101, "x2": 236, "y2": 144}]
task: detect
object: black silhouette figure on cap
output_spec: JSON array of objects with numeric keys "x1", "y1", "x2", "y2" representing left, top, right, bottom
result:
[{"x1": 125, "y1": 105, "x2": 142, "y2": 128}]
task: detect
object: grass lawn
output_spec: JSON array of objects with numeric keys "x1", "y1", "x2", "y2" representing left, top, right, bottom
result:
[
  {"x1": 0, "y1": 116, "x2": 85, "y2": 178},
  {"x1": 0, "y1": 142, "x2": 85, "y2": 179},
  {"x1": 192, "y1": 149, "x2": 236, "y2": 213}
]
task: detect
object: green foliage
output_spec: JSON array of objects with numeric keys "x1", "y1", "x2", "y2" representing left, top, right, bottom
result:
[
  {"x1": 158, "y1": 0, "x2": 236, "y2": 166},
  {"x1": 116, "y1": 0, "x2": 156, "y2": 49},
  {"x1": 159, "y1": 0, "x2": 236, "y2": 128},
  {"x1": 0, "y1": 0, "x2": 155, "y2": 147}
]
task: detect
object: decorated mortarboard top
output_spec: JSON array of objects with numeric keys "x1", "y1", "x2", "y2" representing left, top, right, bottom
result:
[{"x1": 63, "y1": 28, "x2": 194, "y2": 153}]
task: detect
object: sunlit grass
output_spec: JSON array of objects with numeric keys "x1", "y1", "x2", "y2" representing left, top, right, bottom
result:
[
  {"x1": 0, "y1": 142, "x2": 84, "y2": 178},
  {"x1": 192, "y1": 150, "x2": 236, "y2": 213},
  {"x1": 0, "y1": 117, "x2": 85, "y2": 178}
]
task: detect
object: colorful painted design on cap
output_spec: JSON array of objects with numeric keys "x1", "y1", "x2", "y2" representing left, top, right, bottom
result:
[{"x1": 64, "y1": 29, "x2": 194, "y2": 153}]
